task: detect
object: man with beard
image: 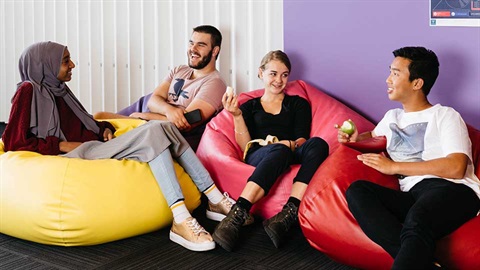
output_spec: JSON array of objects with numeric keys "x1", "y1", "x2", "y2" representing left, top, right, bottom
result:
[{"x1": 95, "y1": 25, "x2": 226, "y2": 150}]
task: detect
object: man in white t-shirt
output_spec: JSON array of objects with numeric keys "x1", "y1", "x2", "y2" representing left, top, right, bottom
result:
[
  {"x1": 337, "y1": 46, "x2": 480, "y2": 269},
  {"x1": 95, "y1": 25, "x2": 226, "y2": 150}
]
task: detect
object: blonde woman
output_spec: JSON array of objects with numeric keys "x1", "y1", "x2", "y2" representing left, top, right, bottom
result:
[{"x1": 212, "y1": 50, "x2": 329, "y2": 251}]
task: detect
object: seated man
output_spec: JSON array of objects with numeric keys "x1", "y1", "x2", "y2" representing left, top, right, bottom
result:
[
  {"x1": 338, "y1": 46, "x2": 480, "y2": 269},
  {"x1": 95, "y1": 25, "x2": 226, "y2": 150}
]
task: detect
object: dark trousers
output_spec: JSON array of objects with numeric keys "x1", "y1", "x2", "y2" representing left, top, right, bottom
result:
[
  {"x1": 245, "y1": 137, "x2": 329, "y2": 194},
  {"x1": 346, "y1": 178, "x2": 480, "y2": 270}
]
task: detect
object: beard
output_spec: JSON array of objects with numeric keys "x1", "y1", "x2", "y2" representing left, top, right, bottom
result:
[{"x1": 188, "y1": 49, "x2": 213, "y2": 70}]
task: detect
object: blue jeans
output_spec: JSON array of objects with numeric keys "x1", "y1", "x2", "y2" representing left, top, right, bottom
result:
[
  {"x1": 148, "y1": 147, "x2": 213, "y2": 206},
  {"x1": 346, "y1": 178, "x2": 480, "y2": 269},
  {"x1": 245, "y1": 137, "x2": 329, "y2": 194}
]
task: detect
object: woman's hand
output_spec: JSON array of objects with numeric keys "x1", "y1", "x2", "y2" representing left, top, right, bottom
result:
[
  {"x1": 59, "y1": 141, "x2": 82, "y2": 153},
  {"x1": 103, "y1": 128, "x2": 114, "y2": 141},
  {"x1": 222, "y1": 92, "x2": 242, "y2": 116},
  {"x1": 295, "y1": 138, "x2": 306, "y2": 148}
]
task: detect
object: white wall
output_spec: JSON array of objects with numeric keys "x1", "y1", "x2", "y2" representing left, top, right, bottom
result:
[{"x1": 0, "y1": 0, "x2": 284, "y2": 122}]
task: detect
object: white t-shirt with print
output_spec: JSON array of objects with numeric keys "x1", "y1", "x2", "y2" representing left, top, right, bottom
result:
[{"x1": 373, "y1": 104, "x2": 480, "y2": 198}]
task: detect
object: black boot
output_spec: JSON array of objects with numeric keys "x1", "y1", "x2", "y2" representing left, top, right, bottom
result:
[
  {"x1": 263, "y1": 202, "x2": 298, "y2": 248},
  {"x1": 212, "y1": 204, "x2": 248, "y2": 252}
]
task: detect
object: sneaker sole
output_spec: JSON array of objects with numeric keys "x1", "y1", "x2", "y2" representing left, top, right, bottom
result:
[
  {"x1": 169, "y1": 231, "x2": 215, "y2": 252},
  {"x1": 212, "y1": 232, "x2": 233, "y2": 252},
  {"x1": 206, "y1": 210, "x2": 225, "y2": 222}
]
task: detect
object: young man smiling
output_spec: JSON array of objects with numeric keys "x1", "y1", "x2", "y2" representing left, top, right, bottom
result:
[
  {"x1": 338, "y1": 46, "x2": 480, "y2": 269},
  {"x1": 95, "y1": 25, "x2": 226, "y2": 149}
]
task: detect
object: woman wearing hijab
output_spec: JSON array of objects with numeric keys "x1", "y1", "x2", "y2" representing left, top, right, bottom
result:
[{"x1": 1, "y1": 41, "x2": 237, "y2": 252}]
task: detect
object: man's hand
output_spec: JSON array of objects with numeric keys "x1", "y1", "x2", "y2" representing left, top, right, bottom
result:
[
  {"x1": 165, "y1": 106, "x2": 191, "y2": 130},
  {"x1": 103, "y1": 128, "x2": 114, "y2": 141},
  {"x1": 335, "y1": 123, "x2": 359, "y2": 143},
  {"x1": 357, "y1": 153, "x2": 397, "y2": 175}
]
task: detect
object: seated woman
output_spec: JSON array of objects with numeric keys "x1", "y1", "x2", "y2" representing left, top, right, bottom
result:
[
  {"x1": 212, "y1": 50, "x2": 330, "y2": 251},
  {"x1": 1, "y1": 41, "x2": 234, "y2": 252}
]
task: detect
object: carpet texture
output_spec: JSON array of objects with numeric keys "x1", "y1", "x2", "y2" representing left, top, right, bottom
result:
[{"x1": 0, "y1": 197, "x2": 356, "y2": 270}]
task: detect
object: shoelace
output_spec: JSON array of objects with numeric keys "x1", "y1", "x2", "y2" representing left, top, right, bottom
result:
[
  {"x1": 222, "y1": 192, "x2": 234, "y2": 208},
  {"x1": 223, "y1": 193, "x2": 253, "y2": 225},
  {"x1": 281, "y1": 206, "x2": 298, "y2": 229},
  {"x1": 186, "y1": 218, "x2": 208, "y2": 236},
  {"x1": 230, "y1": 207, "x2": 247, "y2": 227}
]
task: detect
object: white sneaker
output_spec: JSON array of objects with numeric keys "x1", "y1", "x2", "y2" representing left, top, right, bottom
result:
[{"x1": 169, "y1": 217, "x2": 215, "y2": 251}]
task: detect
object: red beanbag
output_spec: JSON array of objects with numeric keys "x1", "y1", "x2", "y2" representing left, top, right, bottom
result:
[{"x1": 299, "y1": 144, "x2": 398, "y2": 269}]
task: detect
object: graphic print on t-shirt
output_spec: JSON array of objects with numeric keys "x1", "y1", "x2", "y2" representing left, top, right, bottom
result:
[
  {"x1": 169, "y1": 79, "x2": 188, "y2": 102},
  {"x1": 388, "y1": 122, "x2": 428, "y2": 162}
]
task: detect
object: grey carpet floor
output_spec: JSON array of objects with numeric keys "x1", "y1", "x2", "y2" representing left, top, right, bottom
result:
[{"x1": 0, "y1": 198, "x2": 356, "y2": 270}]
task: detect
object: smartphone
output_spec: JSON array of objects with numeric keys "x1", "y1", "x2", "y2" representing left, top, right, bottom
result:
[{"x1": 184, "y1": 109, "x2": 202, "y2": 124}]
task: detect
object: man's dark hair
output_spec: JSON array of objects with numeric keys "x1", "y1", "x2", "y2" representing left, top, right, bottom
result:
[
  {"x1": 193, "y1": 25, "x2": 222, "y2": 59},
  {"x1": 393, "y1": 46, "x2": 439, "y2": 96}
]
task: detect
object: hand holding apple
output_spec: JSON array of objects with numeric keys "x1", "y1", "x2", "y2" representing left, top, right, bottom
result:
[
  {"x1": 340, "y1": 119, "x2": 356, "y2": 135},
  {"x1": 222, "y1": 86, "x2": 242, "y2": 116},
  {"x1": 226, "y1": 86, "x2": 234, "y2": 97},
  {"x1": 335, "y1": 119, "x2": 357, "y2": 143}
]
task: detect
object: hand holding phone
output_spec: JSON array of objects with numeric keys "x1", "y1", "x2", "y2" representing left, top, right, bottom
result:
[{"x1": 184, "y1": 109, "x2": 202, "y2": 124}]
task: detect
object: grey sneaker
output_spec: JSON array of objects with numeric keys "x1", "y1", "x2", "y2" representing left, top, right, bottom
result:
[
  {"x1": 212, "y1": 204, "x2": 249, "y2": 252},
  {"x1": 263, "y1": 202, "x2": 298, "y2": 248},
  {"x1": 206, "y1": 192, "x2": 254, "y2": 226}
]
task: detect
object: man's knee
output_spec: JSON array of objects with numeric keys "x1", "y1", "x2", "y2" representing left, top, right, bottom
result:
[
  {"x1": 347, "y1": 179, "x2": 370, "y2": 195},
  {"x1": 346, "y1": 180, "x2": 373, "y2": 208}
]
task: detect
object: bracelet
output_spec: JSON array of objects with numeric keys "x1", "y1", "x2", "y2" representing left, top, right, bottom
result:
[
  {"x1": 233, "y1": 111, "x2": 243, "y2": 117},
  {"x1": 234, "y1": 129, "x2": 248, "y2": 135}
]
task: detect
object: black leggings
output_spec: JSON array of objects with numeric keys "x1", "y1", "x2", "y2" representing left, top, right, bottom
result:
[
  {"x1": 245, "y1": 137, "x2": 329, "y2": 194},
  {"x1": 346, "y1": 178, "x2": 480, "y2": 270}
]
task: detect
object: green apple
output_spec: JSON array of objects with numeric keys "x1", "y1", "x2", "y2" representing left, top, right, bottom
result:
[{"x1": 340, "y1": 120, "x2": 356, "y2": 135}]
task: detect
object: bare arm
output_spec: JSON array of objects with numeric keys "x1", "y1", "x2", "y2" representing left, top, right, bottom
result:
[
  {"x1": 183, "y1": 98, "x2": 216, "y2": 130},
  {"x1": 358, "y1": 152, "x2": 468, "y2": 180},
  {"x1": 147, "y1": 80, "x2": 174, "y2": 114},
  {"x1": 233, "y1": 113, "x2": 252, "y2": 152},
  {"x1": 145, "y1": 80, "x2": 190, "y2": 129},
  {"x1": 59, "y1": 141, "x2": 82, "y2": 153},
  {"x1": 222, "y1": 93, "x2": 251, "y2": 151},
  {"x1": 144, "y1": 80, "x2": 217, "y2": 131},
  {"x1": 336, "y1": 123, "x2": 374, "y2": 143}
]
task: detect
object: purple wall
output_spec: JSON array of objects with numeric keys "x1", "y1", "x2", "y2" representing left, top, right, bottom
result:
[{"x1": 284, "y1": 1, "x2": 480, "y2": 129}]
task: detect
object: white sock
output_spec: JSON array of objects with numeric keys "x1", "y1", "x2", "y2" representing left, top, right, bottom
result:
[
  {"x1": 171, "y1": 201, "x2": 191, "y2": 224},
  {"x1": 204, "y1": 184, "x2": 224, "y2": 204}
]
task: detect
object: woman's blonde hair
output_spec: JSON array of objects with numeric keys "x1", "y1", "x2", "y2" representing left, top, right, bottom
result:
[{"x1": 258, "y1": 50, "x2": 291, "y2": 78}]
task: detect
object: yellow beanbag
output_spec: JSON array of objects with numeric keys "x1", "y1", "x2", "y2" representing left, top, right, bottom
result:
[{"x1": 0, "y1": 119, "x2": 201, "y2": 246}]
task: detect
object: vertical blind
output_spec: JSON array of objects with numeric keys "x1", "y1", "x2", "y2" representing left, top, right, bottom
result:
[{"x1": 0, "y1": 0, "x2": 283, "y2": 122}]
